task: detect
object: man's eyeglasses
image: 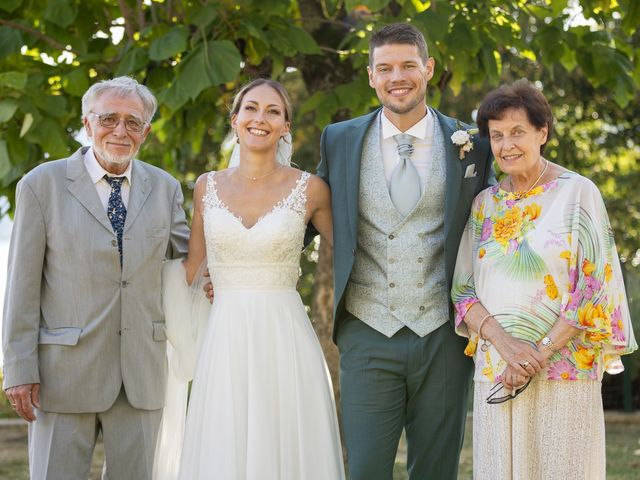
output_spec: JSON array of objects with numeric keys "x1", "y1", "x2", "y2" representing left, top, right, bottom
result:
[
  {"x1": 89, "y1": 112, "x2": 148, "y2": 133},
  {"x1": 486, "y1": 377, "x2": 531, "y2": 404}
]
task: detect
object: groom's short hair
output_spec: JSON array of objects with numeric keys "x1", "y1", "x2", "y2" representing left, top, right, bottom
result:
[{"x1": 369, "y1": 23, "x2": 430, "y2": 66}]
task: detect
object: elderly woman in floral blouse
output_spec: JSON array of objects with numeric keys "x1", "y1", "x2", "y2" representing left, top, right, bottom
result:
[{"x1": 452, "y1": 79, "x2": 637, "y2": 480}]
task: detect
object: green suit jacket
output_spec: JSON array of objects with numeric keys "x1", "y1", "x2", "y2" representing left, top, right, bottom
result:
[{"x1": 315, "y1": 107, "x2": 495, "y2": 340}]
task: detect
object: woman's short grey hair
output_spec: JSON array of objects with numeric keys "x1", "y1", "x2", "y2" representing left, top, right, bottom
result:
[{"x1": 81, "y1": 76, "x2": 157, "y2": 122}]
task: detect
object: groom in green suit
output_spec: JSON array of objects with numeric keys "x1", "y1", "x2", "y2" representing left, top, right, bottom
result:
[{"x1": 317, "y1": 23, "x2": 494, "y2": 479}]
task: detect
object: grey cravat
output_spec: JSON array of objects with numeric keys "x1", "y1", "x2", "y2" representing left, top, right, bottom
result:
[{"x1": 389, "y1": 133, "x2": 421, "y2": 216}]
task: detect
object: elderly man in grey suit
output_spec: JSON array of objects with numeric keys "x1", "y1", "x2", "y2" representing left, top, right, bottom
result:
[
  {"x1": 2, "y1": 76, "x2": 189, "y2": 479},
  {"x1": 317, "y1": 24, "x2": 494, "y2": 479}
]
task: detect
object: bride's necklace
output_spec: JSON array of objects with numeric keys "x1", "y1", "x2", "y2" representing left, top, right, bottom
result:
[
  {"x1": 509, "y1": 159, "x2": 549, "y2": 201},
  {"x1": 235, "y1": 164, "x2": 282, "y2": 181}
]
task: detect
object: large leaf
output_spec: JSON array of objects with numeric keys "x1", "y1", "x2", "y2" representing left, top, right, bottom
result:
[
  {"x1": 63, "y1": 68, "x2": 90, "y2": 97},
  {"x1": 0, "y1": 71, "x2": 27, "y2": 90},
  {"x1": 182, "y1": 41, "x2": 240, "y2": 97},
  {"x1": 0, "y1": 100, "x2": 18, "y2": 123},
  {"x1": 149, "y1": 26, "x2": 188, "y2": 61},
  {"x1": 116, "y1": 47, "x2": 149, "y2": 76},
  {"x1": 0, "y1": 26, "x2": 23, "y2": 59},
  {"x1": 0, "y1": 140, "x2": 10, "y2": 179},
  {"x1": 282, "y1": 26, "x2": 322, "y2": 55},
  {"x1": 43, "y1": 0, "x2": 78, "y2": 28},
  {"x1": 33, "y1": 94, "x2": 67, "y2": 119},
  {"x1": 414, "y1": 9, "x2": 449, "y2": 44},
  {"x1": 0, "y1": 0, "x2": 22, "y2": 13},
  {"x1": 188, "y1": 4, "x2": 219, "y2": 29},
  {"x1": 25, "y1": 117, "x2": 70, "y2": 158}
]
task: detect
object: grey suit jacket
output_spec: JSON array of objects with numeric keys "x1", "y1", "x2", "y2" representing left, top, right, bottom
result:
[
  {"x1": 317, "y1": 108, "x2": 495, "y2": 340},
  {"x1": 1, "y1": 147, "x2": 190, "y2": 412}
]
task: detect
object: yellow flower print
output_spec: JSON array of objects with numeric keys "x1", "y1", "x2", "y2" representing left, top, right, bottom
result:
[
  {"x1": 544, "y1": 274, "x2": 559, "y2": 300},
  {"x1": 573, "y1": 345, "x2": 595, "y2": 370},
  {"x1": 464, "y1": 337, "x2": 477, "y2": 357},
  {"x1": 604, "y1": 263, "x2": 612, "y2": 283},
  {"x1": 560, "y1": 250, "x2": 571, "y2": 263},
  {"x1": 478, "y1": 248, "x2": 486, "y2": 259},
  {"x1": 529, "y1": 185, "x2": 545, "y2": 197},
  {"x1": 578, "y1": 302, "x2": 609, "y2": 330},
  {"x1": 523, "y1": 203, "x2": 542, "y2": 220},
  {"x1": 493, "y1": 206, "x2": 523, "y2": 246},
  {"x1": 582, "y1": 259, "x2": 596, "y2": 277}
]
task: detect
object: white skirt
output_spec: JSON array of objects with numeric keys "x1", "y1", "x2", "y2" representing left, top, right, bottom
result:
[
  {"x1": 177, "y1": 288, "x2": 345, "y2": 480},
  {"x1": 472, "y1": 379, "x2": 605, "y2": 480}
]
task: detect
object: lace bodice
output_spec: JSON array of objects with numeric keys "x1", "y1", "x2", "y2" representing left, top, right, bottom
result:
[{"x1": 202, "y1": 171, "x2": 310, "y2": 290}]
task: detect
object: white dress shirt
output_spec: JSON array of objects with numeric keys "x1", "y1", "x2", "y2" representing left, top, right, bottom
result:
[
  {"x1": 380, "y1": 108, "x2": 435, "y2": 190},
  {"x1": 83, "y1": 148, "x2": 132, "y2": 209}
]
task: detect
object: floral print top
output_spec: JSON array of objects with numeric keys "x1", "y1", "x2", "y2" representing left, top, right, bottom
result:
[{"x1": 452, "y1": 171, "x2": 637, "y2": 383}]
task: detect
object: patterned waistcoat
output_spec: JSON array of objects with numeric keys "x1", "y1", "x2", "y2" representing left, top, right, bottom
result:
[{"x1": 345, "y1": 112, "x2": 449, "y2": 337}]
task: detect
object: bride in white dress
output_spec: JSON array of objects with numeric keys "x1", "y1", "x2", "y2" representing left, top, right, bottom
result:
[{"x1": 155, "y1": 79, "x2": 344, "y2": 479}]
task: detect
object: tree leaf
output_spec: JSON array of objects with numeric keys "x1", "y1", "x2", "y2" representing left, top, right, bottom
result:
[
  {"x1": 33, "y1": 94, "x2": 67, "y2": 119},
  {"x1": 43, "y1": 0, "x2": 78, "y2": 28},
  {"x1": 0, "y1": 71, "x2": 27, "y2": 90},
  {"x1": 205, "y1": 40, "x2": 242, "y2": 85},
  {"x1": 346, "y1": 0, "x2": 390, "y2": 12},
  {"x1": 0, "y1": 26, "x2": 23, "y2": 59},
  {"x1": 63, "y1": 68, "x2": 90, "y2": 97},
  {"x1": 19, "y1": 113, "x2": 33, "y2": 138},
  {"x1": 149, "y1": 26, "x2": 188, "y2": 61},
  {"x1": 284, "y1": 26, "x2": 322, "y2": 55},
  {"x1": 414, "y1": 9, "x2": 449, "y2": 44},
  {"x1": 0, "y1": 0, "x2": 22, "y2": 13},
  {"x1": 116, "y1": 47, "x2": 149, "y2": 76},
  {"x1": 0, "y1": 140, "x2": 10, "y2": 179},
  {"x1": 188, "y1": 4, "x2": 219, "y2": 29},
  {"x1": 0, "y1": 100, "x2": 18, "y2": 123}
]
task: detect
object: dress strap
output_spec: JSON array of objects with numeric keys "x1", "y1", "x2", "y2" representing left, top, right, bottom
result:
[
  {"x1": 282, "y1": 171, "x2": 311, "y2": 218},
  {"x1": 202, "y1": 171, "x2": 221, "y2": 212}
]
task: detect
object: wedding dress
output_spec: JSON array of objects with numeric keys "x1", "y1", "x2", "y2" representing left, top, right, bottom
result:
[{"x1": 157, "y1": 170, "x2": 344, "y2": 480}]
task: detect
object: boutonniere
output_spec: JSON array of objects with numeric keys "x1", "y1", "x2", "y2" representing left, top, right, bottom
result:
[{"x1": 451, "y1": 123, "x2": 479, "y2": 160}]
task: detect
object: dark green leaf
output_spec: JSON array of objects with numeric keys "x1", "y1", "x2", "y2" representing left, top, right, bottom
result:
[
  {"x1": 33, "y1": 94, "x2": 67, "y2": 118},
  {"x1": 43, "y1": 0, "x2": 78, "y2": 28},
  {"x1": 0, "y1": 0, "x2": 22, "y2": 13},
  {"x1": 188, "y1": 4, "x2": 218, "y2": 29},
  {"x1": 116, "y1": 48, "x2": 149, "y2": 76},
  {"x1": 414, "y1": 10, "x2": 449, "y2": 44},
  {"x1": 284, "y1": 26, "x2": 322, "y2": 55},
  {"x1": 0, "y1": 26, "x2": 23, "y2": 59},
  {"x1": 63, "y1": 68, "x2": 90, "y2": 97},
  {"x1": 149, "y1": 26, "x2": 188, "y2": 61}
]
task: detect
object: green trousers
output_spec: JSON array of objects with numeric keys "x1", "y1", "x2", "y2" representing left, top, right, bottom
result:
[{"x1": 337, "y1": 313, "x2": 473, "y2": 480}]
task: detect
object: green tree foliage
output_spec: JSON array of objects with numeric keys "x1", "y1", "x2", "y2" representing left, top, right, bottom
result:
[{"x1": 0, "y1": 0, "x2": 638, "y2": 264}]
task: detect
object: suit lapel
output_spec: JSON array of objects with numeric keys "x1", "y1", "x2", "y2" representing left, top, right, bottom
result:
[
  {"x1": 436, "y1": 110, "x2": 462, "y2": 239},
  {"x1": 345, "y1": 109, "x2": 380, "y2": 242},
  {"x1": 66, "y1": 148, "x2": 114, "y2": 234},
  {"x1": 124, "y1": 161, "x2": 151, "y2": 233}
]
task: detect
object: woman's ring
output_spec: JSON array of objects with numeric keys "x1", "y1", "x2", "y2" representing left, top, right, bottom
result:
[{"x1": 521, "y1": 361, "x2": 530, "y2": 368}]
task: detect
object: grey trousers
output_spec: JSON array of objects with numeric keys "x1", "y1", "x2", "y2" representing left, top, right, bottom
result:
[
  {"x1": 28, "y1": 386, "x2": 162, "y2": 480},
  {"x1": 337, "y1": 313, "x2": 473, "y2": 480}
]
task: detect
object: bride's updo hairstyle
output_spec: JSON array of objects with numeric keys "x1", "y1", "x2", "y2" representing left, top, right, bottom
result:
[{"x1": 229, "y1": 78, "x2": 293, "y2": 125}]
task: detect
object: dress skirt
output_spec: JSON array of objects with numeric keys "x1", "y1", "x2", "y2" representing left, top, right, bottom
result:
[
  {"x1": 177, "y1": 288, "x2": 345, "y2": 480},
  {"x1": 472, "y1": 379, "x2": 605, "y2": 480}
]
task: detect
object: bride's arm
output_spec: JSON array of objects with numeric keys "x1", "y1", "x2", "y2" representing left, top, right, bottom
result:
[
  {"x1": 182, "y1": 173, "x2": 208, "y2": 285},
  {"x1": 307, "y1": 175, "x2": 333, "y2": 247}
]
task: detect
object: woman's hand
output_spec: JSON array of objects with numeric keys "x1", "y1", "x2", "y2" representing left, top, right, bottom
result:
[
  {"x1": 501, "y1": 364, "x2": 531, "y2": 390},
  {"x1": 492, "y1": 333, "x2": 546, "y2": 378}
]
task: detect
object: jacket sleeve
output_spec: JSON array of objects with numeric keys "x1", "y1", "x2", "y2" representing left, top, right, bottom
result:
[
  {"x1": 167, "y1": 180, "x2": 190, "y2": 260},
  {"x1": 2, "y1": 179, "x2": 46, "y2": 389}
]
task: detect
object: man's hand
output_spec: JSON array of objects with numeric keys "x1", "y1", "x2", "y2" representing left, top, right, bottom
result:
[{"x1": 5, "y1": 383, "x2": 40, "y2": 422}]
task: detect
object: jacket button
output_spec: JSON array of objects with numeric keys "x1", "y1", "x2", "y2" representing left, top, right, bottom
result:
[
  {"x1": 112, "y1": 239, "x2": 117, "y2": 247},
  {"x1": 352, "y1": 248, "x2": 356, "y2": 255},
  {"x1": 419, "y1": 305, "x2": 426, "y2": 311},
  {"x1": 389, "y1": 282, "x2": 395, "y2": 288},
  {"x1": 121, "y1": 281, "x2": 128, "y2": 287},
  {"x1": 417, "y1": 282, "x2": 423, "y2": 288},
  {"x1": 388, "y1": 234, "x2": 395, "y2": 240},
  {"x1": 417, "y1": 257, "x2": 424, "y2": 263},
  {"x1": 390, "y1": 305, "x2": 396, "y2": 311}
]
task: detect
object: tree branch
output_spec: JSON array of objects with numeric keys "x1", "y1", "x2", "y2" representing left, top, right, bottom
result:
[{"x1": 0, "y1": 18, "x2": 79, "y2": 54}]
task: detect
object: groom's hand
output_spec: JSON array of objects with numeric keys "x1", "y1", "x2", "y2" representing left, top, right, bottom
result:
[{"x1": 5, "y1": 383, "x2": 40, "y2": 422}]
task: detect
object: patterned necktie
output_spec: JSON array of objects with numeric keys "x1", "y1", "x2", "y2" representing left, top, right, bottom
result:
[
  {"x1": 389, "y1": 133, "x2": 421, "y2": 216},
  {"x1": 105, "y1": 176, "x2": 127, "y2": 267}
]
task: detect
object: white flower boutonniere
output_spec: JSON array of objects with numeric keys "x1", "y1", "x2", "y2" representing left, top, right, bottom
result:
[{"x1": 451, "y1": 126, "x2": 479, "y2": 160}]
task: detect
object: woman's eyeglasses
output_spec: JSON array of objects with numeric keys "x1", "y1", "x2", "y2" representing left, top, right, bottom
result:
[
  {"x1": 486, "y1": 377, "x2": 531, "y2": 404},
  {"x1": 89, "y1": 112, "x2": 148, "y2": 133}
]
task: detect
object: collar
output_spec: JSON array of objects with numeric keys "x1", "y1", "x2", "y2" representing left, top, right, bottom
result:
[
  {"x1": 380, "y1": 107, "x2": 431, "y2": 140},
  {"x1": 84, "y1": 147, "x2": 133, "y2": 184}
]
